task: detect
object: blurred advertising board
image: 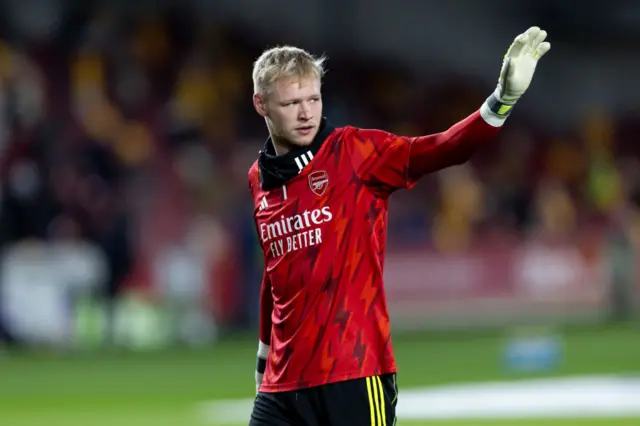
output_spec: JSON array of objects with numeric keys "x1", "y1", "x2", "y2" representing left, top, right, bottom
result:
[
  {"x1": 1, "y1": 232, "x2": 636, "y2": 347},
  {"x1": 0, "y1": 241, "x2": 107, "y2": 346},
  {"x1": 383, "y1": 234, "x2": 630, "y2": 330},
  {"x1": 0, "y1": 241, "x2": 220, "y2": 349}
]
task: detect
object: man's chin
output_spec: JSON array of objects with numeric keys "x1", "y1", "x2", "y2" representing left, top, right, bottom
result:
[
  {"x1": 289, "y1": 132, "x2": 317, "y2": 147},
  {"x1": 272, "y1": 130, "x2": 318, "y2": 153},
  {"x1": 292, "y1": 138, "x2": 314, "y2": 147}
]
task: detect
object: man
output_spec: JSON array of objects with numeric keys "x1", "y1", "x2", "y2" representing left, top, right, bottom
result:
[{"x1": 248, "y1": 27, "x2": 550, "y2": 426}]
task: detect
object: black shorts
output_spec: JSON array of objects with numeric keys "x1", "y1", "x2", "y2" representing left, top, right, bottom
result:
[{"x1": 249, "y1": 374, "x2": 398, "y2": 426}]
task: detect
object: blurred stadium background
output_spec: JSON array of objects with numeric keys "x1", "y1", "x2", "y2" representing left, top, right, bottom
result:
[{"x1": 0, "y1": 0, "x2": 639, "y2": 425}]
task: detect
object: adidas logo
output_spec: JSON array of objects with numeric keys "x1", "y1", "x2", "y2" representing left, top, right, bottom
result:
[
  {"x1": 294, "y1": 151, "x2": 314, "y2": 172},
  {"x1": 259, "y1": 197, "x2": 268, "y2": 211}
]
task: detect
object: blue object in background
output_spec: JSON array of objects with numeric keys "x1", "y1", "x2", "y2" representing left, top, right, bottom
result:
[{"x1": 502, "y1": 327, "x2": 564, "y2": 373}]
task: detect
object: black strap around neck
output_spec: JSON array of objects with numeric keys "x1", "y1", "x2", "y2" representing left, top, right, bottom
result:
[{"x1": 258, "y1": 118, "x2": 334, "y2": 190}]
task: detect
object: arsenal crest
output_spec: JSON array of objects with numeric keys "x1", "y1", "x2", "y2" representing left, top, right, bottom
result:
[{"x1": 308, "y1": 171, "x2": 329, "y2": 196}]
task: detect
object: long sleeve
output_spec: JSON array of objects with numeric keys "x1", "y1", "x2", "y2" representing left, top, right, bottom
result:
[
  {"x1": 259, "y1": 270, "x2": 273, "y2": 346},
  {"x1": 248, "y1": 165, "x2": 274, "y2": 347},
  {"x1": 347, "y1": 110, "x2": 501, "y2": 197}
]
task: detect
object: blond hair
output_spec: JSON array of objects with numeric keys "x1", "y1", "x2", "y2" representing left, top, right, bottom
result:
[{"x1": 252, "y1": 46, "x2": 326, "y2": 97}]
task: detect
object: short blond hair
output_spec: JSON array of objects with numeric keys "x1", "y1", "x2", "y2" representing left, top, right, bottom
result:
[{"x1": 252, "y1": 46, "x2": 326, "y2": 97}]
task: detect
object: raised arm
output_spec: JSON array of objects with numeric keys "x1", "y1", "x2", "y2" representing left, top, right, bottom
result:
[
  {"x1": 346, "y1": 27, "x2": 550, "y2": 198},
  {"x1": 347, "y1": 111, "x2": 499, "y2": 197}
]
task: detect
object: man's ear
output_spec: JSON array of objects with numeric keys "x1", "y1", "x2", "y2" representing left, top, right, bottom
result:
[{"x1": 253, "y1": 93, "x2": 267, "y2": 117}]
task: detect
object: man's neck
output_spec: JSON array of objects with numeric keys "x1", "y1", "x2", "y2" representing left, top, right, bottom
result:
[{"x1": 270, "y1": 135, "x2": 292, "y2": 156}]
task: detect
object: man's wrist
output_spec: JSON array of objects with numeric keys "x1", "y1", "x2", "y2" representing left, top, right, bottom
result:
[
  {"x1": 256, "y1": 357, "x2": 267, "y2": 374},
  {"x1": 480, "y1": 90, "x2": 515, "y2": 127},
  {"x1": 256, "y1": 341, "x2": 270, "y2": 375}
]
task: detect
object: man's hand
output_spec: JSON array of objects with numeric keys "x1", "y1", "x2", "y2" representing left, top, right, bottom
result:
[
  {"x1": 497, "y1": 26, "x2": 551, "y2": 104},
  {"x1": 481, "y1": 26, "x2": 550, "y2": 126}
]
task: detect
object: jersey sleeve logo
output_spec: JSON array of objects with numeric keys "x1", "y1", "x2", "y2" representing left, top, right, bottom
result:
[
  {"x1": 308, "y1": 170, "x2": 329, "y2": 196},
  {"x1": 259, "y1": 196, "x2": 268, "y2": 211}
]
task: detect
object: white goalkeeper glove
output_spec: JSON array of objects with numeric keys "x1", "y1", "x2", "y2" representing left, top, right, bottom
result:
[
  {"x1": 481, "y1": 26, "x2": 551, "y2": 126},
  {"x1": 255, "y1": 341, "x2": 269, "y2": 394}
]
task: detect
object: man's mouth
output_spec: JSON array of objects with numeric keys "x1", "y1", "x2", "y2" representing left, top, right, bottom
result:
[{"x1": 296, "y1": 125, "x2": 314, "y2": 135}]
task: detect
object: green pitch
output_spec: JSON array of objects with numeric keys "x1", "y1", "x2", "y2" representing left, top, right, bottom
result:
[
  {"x1": 5, "y1": 414, "x2": 639, "y2": 426},
  {"x1": 409, "y1": 421, "x2": 640, "y2": 426},
  {"x1": 5, "y1": 415, "x2": 639, "y2": 426},
  {"x1": 1, "y1": 324, "x2": 638, "y2": 425}
]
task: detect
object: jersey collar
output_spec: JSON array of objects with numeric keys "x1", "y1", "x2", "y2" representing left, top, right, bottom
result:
[{"x1": 258, "y1": 118, "x2": 334, "y2": 190}]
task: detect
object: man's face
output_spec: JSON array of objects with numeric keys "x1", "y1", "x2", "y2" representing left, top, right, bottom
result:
[{"x1": 254, "y1": 76, "x2": 323, "y2": 152}]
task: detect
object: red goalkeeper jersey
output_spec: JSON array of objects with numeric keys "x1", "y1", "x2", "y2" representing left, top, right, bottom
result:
[{"x1": 249, "y1": 111, "x2": 501, "y2": 392}]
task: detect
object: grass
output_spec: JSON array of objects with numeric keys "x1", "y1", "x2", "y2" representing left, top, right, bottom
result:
[
  {"x1": 0, "y1": 323, "x2": 638, "y2": 425},
  {"x1": 404, "y1": 421, "x2": 640, "y2": 426}
]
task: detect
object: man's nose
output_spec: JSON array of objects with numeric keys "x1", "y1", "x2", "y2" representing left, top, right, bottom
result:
[{"x1": 298, "y1": 102, "x2": 312, "y2": 119}]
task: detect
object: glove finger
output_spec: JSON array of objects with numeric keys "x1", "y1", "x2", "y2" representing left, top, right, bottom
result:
[
  {"x1": 534, "y1": 41, "x2": 551, "y2": 60},
  {"x1": 505, "y1": 34, "x2": 528, "y2": 58},
  {"x1": 531, "y1": 30, "x2": 548, "y2": 54},
  {"x1": 524, "y1": 26, "x2": 541, "y2": 41},
  {"x1": 499, "y1": 57, "x2": 511, "y2": 80},
  {"x1": 524, "y1": 27, "x2": 541, "y2": 54},
  {"x1": 498, "y1": 57, "x2": 512, "y2": 98}
]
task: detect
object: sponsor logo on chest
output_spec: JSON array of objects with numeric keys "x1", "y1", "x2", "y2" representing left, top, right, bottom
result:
[{"x1": 260, "y1": 206, "x2": 333, "y2": 257}]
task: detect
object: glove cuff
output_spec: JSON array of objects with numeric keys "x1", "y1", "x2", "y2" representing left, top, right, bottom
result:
[
  {"x1": 257, "y1": 341, "x2": 270, "y2": 358},
  {"x1": 256, "y1": 341, "x2": 270, "y2": 374},
  {"x1": 480, "y1": 91, "x2": 514, "y2": 127},
  {"x1": 256, "y1": 357, "x2": 267, "y2": 374}
]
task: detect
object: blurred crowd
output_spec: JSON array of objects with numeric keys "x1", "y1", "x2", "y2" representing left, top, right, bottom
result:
[{"x1": 0, "y1": 7, "x2": 639, "y2": 333}]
